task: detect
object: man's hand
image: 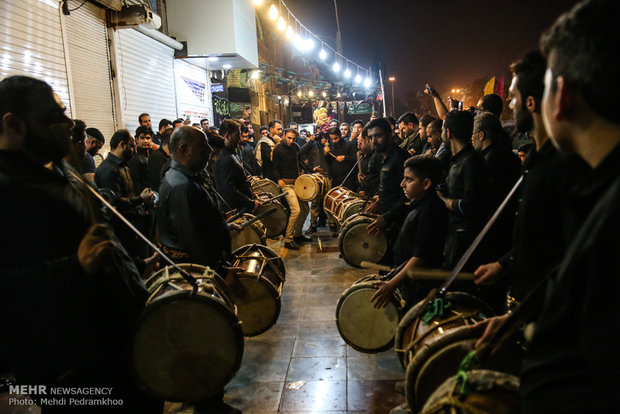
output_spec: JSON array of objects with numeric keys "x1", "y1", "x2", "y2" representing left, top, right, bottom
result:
[
  {"x1": 367, "y1": 215, "x2": 386, "y2": 236},
  {"x1": 273, "y1": 135, "x2": 281, "y2": 144},
  {"x1": 278, "y1": 179, "x2": 287, "y2": 187},
  {"x1": 227, "y1": 222, "x2": 242, "y2": 233},
  {"x1": 474, "y1": 262, "x2": 503, "y2": 286},
  {"x1": 323, "y1": 145, "x2": 331, "y2": 155},
  {"x1": 78, "y1": 224, "x2": 116, "y2": 275},
  {"x1": 224, "y1": 267, "x2": 247, "y2": 298},
  {"x1": 142, "y1": 252, "x2": 160, "y2": 279},
  {"x1": 313, "y1": 166, "x2": 324, "y2": 173},
  {"x1": 253, "y1": 199, "x2": 263, "y2": 211},
  {"x1": 408, "y1": 149, "x2": 416, "y2": 156},
  {"x1": 370, "y1": 280, "x2": 396, "y2": 309},
  {"x1": 140, "y1": 188, "x2": 154, "y2": 205},
  {"x1": 336, "y1": 155, "x2": 345, "y2": 162},
  {"x1": 357, "y1": 173, "x2": 365, "y2": 184},
  {"x1": 309, "y1": 134, "x2": 316, "y2": 141},
  {"x1": 365, "y1": 200, "x2": 379, "y2": 214},
  {"x1": 472, "y1": 314, "x2": 511, "y2": 348}
]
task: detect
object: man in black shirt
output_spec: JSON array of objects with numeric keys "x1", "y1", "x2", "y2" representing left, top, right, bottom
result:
[
  {"x1": 95, "y1": 130, "x2": 153, "y2": 258},
  {"x1": 436, "y1": 110, "x2": 490, "y2": 271},
  {"x1": 324, "y1": 126, "x2": 357, "y2": 190},
  {"x1": 299, "y1": 131, "x2": 333, "y2": 233},
  {"x1": 128, "y1": 125, "x2": 153, "y2": 194},
  {"x1": 214, "y1": 119, "x2": 258, "y2": 214},
  {"x1": 239, "y1": 123, "x2": 260, "y2": 176},
  {"x1": 398, "y1": 112, "x2": 425, "y2": 155},
  {"x1": 153, "y1": 118, "x2": 171, "y2": 147},
  {"x1": 147, "y1": 127, "x2": 171, "y2": 191},
  {"x1": 472, "y1": 112, "x2": 521, "y2": 260},
  {"x1": 0, "y1": 75, "x2": 161, "y2": 413},
  {"x1": 256, "y1": 119, "x2": 281, "y2": 181},
  {"x1": 357, "y1": 127, "x2": 380, "y2": 197},
  {"x1": 273, "y1": 128, "x2": 310, "y2": 249},
  {"x1": 371, "y1": 155, "x2": 448, "y2": 310}
]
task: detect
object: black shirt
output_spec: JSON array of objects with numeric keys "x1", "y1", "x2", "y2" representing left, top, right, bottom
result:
[
  {"x1": 239, "y1": 142, "x2": 260, "y2": 177},
  {"x1": 94, "y1": 153, "x2": 142, "y2": 212},
  {"x1": 359, "y1": 151, "x2": 381, "y2": 196},
  {"x1": 213, "y1": 146, "x2": 254, "y2": 213},
  {"x1": 521, "y1": 143, "x2": 620, "y2": 414},
  {"x1": 147, "y1": 147, "x2": 169, "y2": 191},
  {"x1": 377, "y1": 144, "x2": 410, "y2": 215},
  {"x1": 445, "y1": 144, "x2": 489, "y2": 230},
  {"x1": 128, "y1": 148, "x2": 149, "y2": 193},
  {"x1": 258, "y1": 137, "x2": 277, "y2": 181},
  {"x1": 272, "y1": 142, "x2": 301, "y2": 181},
  {"x1": 82, "y1": 152, "x2": 96, "y2": 174},
  {"x1": 499, "y1": 140, "x2": 589, "y2": 301},
  {"x1": 299, "y1": 140, "x2": 329, "y2": 173},
  {"x1": 157, "y1": 160, "x2": 232, "y2": 275},
  {"x1": 326, "y1": 139, "x2": 357, "y2": 189}
]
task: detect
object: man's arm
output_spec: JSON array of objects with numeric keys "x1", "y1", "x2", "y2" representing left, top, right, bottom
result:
[
  {"x1": 272, "y1": 146, "x2": 281, "y2": 182},
  {"x1": 214, "y1": 156, "x2": 254, "y2": 212},
  {"x1": 95, "y1": 164, "x2": 142, "y2": 211}
]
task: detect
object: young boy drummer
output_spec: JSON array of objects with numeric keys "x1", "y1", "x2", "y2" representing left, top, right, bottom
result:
[{"x1": 371, "y1": 155, "x2": 448, "y2": 310}]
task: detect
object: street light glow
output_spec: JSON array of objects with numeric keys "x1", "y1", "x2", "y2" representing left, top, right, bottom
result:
[
  {"x1": 285, "y1": 26, "x2": 294, "y2": 39},
  {"x1": 297, "y1": 90, "x2": 302, "y2": 97},
  {"x1": 308, "y1": 90, "x2": 314, "y2": 97},
  {"x1": 253, "y1": 0, "x2": 263, "y2": 5},
  {"x1": 251, "y1": 70, "x2": 260, "y2": 79},
  {"x1": 268, "y1": 4, "x2": 278, "y2": 20},
  {"x1": 364, "y1": 77, "x2": 371, "y2": 88},
  {"x1": 388, "y1": 76, "x2": 396, "y2": 82}
]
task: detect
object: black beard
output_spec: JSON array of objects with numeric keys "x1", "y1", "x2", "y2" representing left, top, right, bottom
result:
[
  {"x1": 23, "y1": 132, "x2": 68, "y2": 163},
  {"x1": 515, "y1": 105, "x2": 534, "y2": 133}
]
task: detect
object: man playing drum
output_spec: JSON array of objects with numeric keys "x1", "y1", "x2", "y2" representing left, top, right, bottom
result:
[
  {"x1": 157, "y1": 126, "x2": 244, "y2": 414},
  {"x1": 273, "y1": 128, "x2": 311, "y2": 250},
  {"x1": 371, "y1": 155, "x2": 448, "y2": 310}
]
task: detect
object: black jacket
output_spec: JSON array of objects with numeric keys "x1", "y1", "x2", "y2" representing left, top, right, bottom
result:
[
  {"x1": 147, "y1": 147, "x2": 169, "y2": 191},
  {"x1": 272, "y1": 142, "x2": 301, "y2": 181},
  {"x1": 94, "y1": 153, "x2": 142, "y2": 213},
  {"x1": 128, "y1": 147, "x2": 149, "y2": 193},
  {"x1": 377, "y1": 144, "x2": 409, "y2": 215},
  {"x1": 214, "y1": 146, "x2": 254, "y2": 213},
  {"x1": 326, "y1": 139, "x2": 357, "y2": 189}
]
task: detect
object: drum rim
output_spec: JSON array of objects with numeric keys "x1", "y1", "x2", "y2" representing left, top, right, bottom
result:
[
  {"x1": 335, "y1": 282, "x2": 403, "y2": 353},
  {"x1": 253, "y1": 197, "x2": 289, "y2": 237},
  {"x1": 232, "y1": 243, "x2": 287, "y2": 278},
  {"x1": 130, "y1": 289, "x2": 244, "y2": 402},
  {"x1": 394, "y1": 291, "x2": 494, "y2": 369},
  {"x1": 231, "y1": 216, "x2": 267, "y2": 249}
]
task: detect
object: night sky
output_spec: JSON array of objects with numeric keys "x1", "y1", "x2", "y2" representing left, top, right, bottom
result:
[{"x1": 282, "y1": 0, "x2": 580, "y2": 102}]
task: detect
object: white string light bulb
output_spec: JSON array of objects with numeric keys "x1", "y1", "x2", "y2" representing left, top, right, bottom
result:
[
  {"x1": 344, "y1": 68, "x2": 351, "y2": 78},
  {"x1": 277, "y1": 17, "x2": 286, "y2": 31},
  {"x1": 319, "y1": 49, "x2": 327, "y2": 60},
  {"x1": 333, "y1": 62, "x2": 341, "y2": 72},
  {"x1": 269, "y1": 4, "x2": 278, "y2": 20}
]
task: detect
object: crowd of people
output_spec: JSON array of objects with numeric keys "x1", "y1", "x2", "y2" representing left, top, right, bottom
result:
[{"x1": 1, "y1": 0, "x2": 619, "y2": 412}]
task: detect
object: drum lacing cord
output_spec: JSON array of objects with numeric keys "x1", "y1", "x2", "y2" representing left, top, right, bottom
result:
[
  {"x1": 455, "y1": 350, "x2": 478, "y2": 395},
  {"x1": 395, "y1": 311, "x2": 482, "y2": 356},
  {"x1": 235, "y1": 251, "x2": 285, "y2": 282},
  {"x1": 423, "y1": 298, "x2": 452, "y2": 325}
]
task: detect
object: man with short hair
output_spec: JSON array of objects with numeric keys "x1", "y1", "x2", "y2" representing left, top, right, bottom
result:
[
  {"x1": 289, "y1": 122, "x2": 298, "y2": 131},
  {"x1": 138, "y1": 112, "x2": 151, "y2": 130},
  {"x1": 300, "y1": 131, "x2": 333, "y2": 233},
  {"x1": 273, "y1": 128, "x2": 310, "y2": 249},
  {"x1": 350, "y1": 119, "x2": 364, "y2": 148},
  {"x1": 330, "y1": 119, "x2": 339, "y2": 129},
  {"x1": 476, "y1": 94, "x2": 504, "y2": 118},
  {"x1": 239, "y1": 124, "x2": 260, "y2": 176},
  {"x1": 357, "y1": 126, "x2": 380, "y2": 197},
  {"x1": 172, "y1": 118, "x2": 183, "y2": 129},
  {"x1": 324, "y1": 126, "x2": 357, "y2": 190},
  {"x1": 0, "y1": 75, "x2": 162, "y2": 414},
  {"x1": 200, "y1": 118, "x2": 210, "y2": 133},
  {"x1": 153, "y1": 118, "x2": 171, "y2": 147},
  {"x1": 256, "y1": 119, "x2": 281, "y2": 181},
  {"x1": 398, "y1": 112, "x2": 425, "y2": 155},
  {"x1": 214, "y1": 119, "x2": 258, "y2": 214},
  {"x1": 128, "y1": 125, "x2": 153, "y2": 194},
  {"x1": 340, "y1": 122, "x2": 351, "y2": 140},
  {"x1": 418, "y1": 114, "x2": 436, "y2": 153}
]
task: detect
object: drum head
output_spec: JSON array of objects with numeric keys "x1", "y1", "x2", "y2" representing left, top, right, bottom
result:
[
  {"x1": 338, "y1": 217, "x2": 388, "y2": 268},
  {"x1": 233, "y1": 274, "x2": 281, "y2": 337},
  {"x1": 132, "y1": 292, "x2": 243, "y2": 402},
  {"x1": 295, "y1": 174, "x2": 320, "y2": 202},
  {"x1": 252, "y1": 178, "x2": 280, "y2": 197},
  {"x1": 231, "y1": 217, "x2": 267, "y2": 251},
  {"x1": 339, "y1": 199, "x2": 365, "y2": 224},
  {"x1": 336, "y1": 285, "x2": 400, "y2": 353},
  {"x1": 255, "y1": 201, "x2": 288, "y2": 238}
]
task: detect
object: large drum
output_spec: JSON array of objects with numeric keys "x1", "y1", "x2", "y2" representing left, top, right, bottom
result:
[
  {"x1": 323, "y1": 186, "x2": 366, "y2": 226},
  {"x1": 335, "y1": 275, "x2": 404, "y2": 353},
  {"x1": 253, "y1": 192, "x2": 289, "y2": 238},
  {"x1": 250, "y1": 177, "x2": 280, "y2": 197},
  {"x1": 132, "y1": 264, "x2": 243, "y2": 402},
  {"x1": 405, "y1": 325, "x2": 521, "y2": 412},
  {"x1": 229, "y1": 213, "x2": 267, "y2": 251},
  {"x1": 395, "y1": 292, "x2": 493, "y2": 369},
  {"x1": 294, "y1": 173, "x2": 328, "y2": 202},
  {"x1": 231, "y1": 244, "x2": 286, "y2": 336},
  {"x1": 338, "y1": 214, "x2": 389, "y2": 268},
  {"x1": 421, "y1": 369, "x2": 520, "y2": 414}
]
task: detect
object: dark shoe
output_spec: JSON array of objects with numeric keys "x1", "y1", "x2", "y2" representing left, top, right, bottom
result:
[
  {"x1": 330, "y1": 226, "x2": 339, "y2": 238},
  {"x1": 294, "y1": 235, "x2": 312, "y2": 243},
  {"x1": 284, "y1": 240, "x2": 300, "y2": 250},
  {"x1": 305, "y1": 226, "x2": 317, "y2": 235},
  {"x1": 395, "y1": 380, "x2": 405, "y2": 395}
]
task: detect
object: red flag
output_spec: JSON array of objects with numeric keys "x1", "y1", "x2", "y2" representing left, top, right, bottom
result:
[{"x1": 494, "y1": 74, "x2": 505, "y2": 98}]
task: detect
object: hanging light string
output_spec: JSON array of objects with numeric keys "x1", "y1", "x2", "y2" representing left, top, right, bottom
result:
[{"x1": 255, "y1": 0, "x2": 374, "y2": 87}]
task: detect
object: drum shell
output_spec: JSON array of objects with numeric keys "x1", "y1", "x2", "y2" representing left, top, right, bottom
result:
[
  {"x1": 253, "y1": 192, "x2": 289, "y2": 238},
  {"x1": 294, "y1": 173, "x2": 328, "y2": 202},
  {"x1": 231, "y1": 244, "x2": 286, "y2": 336},
  {"x1": 229, "y1": 213, "x2": 267, "y2": 251},
  {"x1": 132, "y1": 264, "x2": 244, "y2": 402},
  {"x1": 405, "y1": 325, "x2": 521, "y2": 412},
  {"x1": 420, "y1": 370, "x2": 520, "y2": 414},
  {"x1": 251, "y1": 177, "x2": 281, "y2": 197},
  {"x1": 395, "y1": 292, "x2": 493, "y2": 369},
  {"x1": 335, "y1": 275, "x2": 403, "y2": 353},
  {"x1": 339, "y1": 199, "x2": 365, "y2": 224},
  {"x1": 338, "y1": 214, "x2": 389, "y2": 268},
  {"x1": 324, "y1": 186, "x2": 363, "y2": 226}
]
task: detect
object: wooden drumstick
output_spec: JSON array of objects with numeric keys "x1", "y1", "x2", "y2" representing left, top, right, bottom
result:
[
  {"x1": 360, "y1": 261, "x2": 391, "y2": 272},
  {"x1": 406, "y1": 268, "x2": 475, "y2": 281}
]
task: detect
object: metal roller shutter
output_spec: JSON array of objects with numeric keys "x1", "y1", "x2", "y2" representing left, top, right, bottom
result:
[
  {"x1": 174, "y1": 59, "x2": 212, "y2": 125},
  {"x1": 63, "y1": 1, "x2": 116, "y2": 144},
  {"x1": 0, "y1": 0, "x2": 71, "y2": 114},
  {"x1": 116, "y1": 29, "x2": 177, "y2": 134}
]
